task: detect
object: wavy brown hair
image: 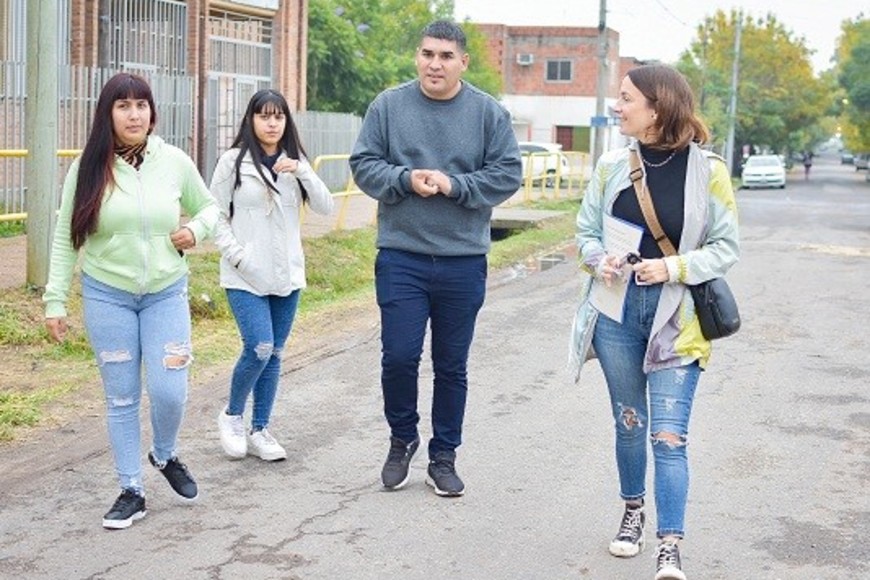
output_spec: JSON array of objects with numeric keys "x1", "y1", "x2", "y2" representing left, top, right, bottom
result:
[
  {"x1": 70, "y1": 73, "x2": 156, "y2": 249},
  {"x1": 626, "y1": 64, "x2": 709, "y2": 150}
]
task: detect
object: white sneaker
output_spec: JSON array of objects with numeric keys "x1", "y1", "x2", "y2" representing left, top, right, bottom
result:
[
  {"x1": 217, "y1": 409, "x2": 247, "y2": 459},
  {"x1": 247, "y1": 428, "x2": 287, "y2": 461}
]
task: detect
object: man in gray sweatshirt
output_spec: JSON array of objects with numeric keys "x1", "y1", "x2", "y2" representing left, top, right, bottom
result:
[{"x1": 350, "y1": 19, "x2": 522, "y2": 497}]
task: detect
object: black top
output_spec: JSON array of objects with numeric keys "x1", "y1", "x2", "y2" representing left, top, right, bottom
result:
[{"x1": 612, "y1": 144, "x2": 689, "y2": 258}]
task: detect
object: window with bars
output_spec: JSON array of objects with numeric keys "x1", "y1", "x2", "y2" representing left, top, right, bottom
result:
[
  {"x1": 208, "y1": 9, "x2": 273, "y2": 78},
  {"x1": 104, "y1": 0, "x2": 187, "y2": 74},
  {"x1": 546, "y1": 59, "x2": 572, "y2": 82}
]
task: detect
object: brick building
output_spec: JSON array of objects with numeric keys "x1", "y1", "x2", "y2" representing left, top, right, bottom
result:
[
  {"x1": 2, "y1": 0, "x2": 307, "y2": 173},
  {"x1": 476, "y1": 23, "x2": 643, "y2": 153}
]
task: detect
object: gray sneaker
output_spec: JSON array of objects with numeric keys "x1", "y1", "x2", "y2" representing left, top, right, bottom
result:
[
  {"x1": 609, "y1": 503, "x2": 645, "y2": 557},
  {"x1": 381, "y1": 436, "x2": 419, "y2": 490},
  {"x1": 655, "y1": 541, "x2": 687, "y2": 580},
  {"x1": 425, "y1": 450, "x2": 465, "y2": 497}
]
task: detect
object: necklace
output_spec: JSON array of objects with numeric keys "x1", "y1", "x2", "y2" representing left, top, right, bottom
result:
[{"x1": 640, "y1": 149, "x2": 676, "y2": 168}]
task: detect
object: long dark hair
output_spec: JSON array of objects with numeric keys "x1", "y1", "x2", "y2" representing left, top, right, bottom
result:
[
  {"x1": 230, "y1": 89, "x2": 307, "y2": 198},
  {"x1": 70, "y1": 73, "x2": 156, "y2": 249},
  {"x1": 626, "y1": 64, "x2": 709, "y2": 150}
]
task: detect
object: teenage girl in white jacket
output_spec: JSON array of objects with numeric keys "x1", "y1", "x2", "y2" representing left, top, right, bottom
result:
[{"x1": 210, "y1": 89, "x2": 333, "y2": 461}]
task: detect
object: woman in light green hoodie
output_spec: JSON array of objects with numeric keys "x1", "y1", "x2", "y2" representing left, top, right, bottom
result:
[{"x1": 43, "y1": 73, "x2": 218, "y2": 530}]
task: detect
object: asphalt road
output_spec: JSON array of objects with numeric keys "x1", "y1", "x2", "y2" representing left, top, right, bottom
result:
[{"x1": 0, "y1": 153, "x2": 867, "y2": 579}]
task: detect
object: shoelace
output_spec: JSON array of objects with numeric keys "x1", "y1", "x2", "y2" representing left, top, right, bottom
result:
[
  {"x1": 656, "y1": 542, "x2": 680, "y2": 568},
  {"x1": 257, "y1": 429, "x2": 278, "y2": 445},
  {"x1": 227, "y1": 416, "x2": 246, "y2": 437},
  {"x1": 617, "y1": 508, "x2": 643, "y2": 539}
]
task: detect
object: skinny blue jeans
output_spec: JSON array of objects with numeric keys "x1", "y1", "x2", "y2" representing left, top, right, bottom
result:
[
  {"x1": 592, "y1": 279, "x2": 701, "y2": 539},
  {"x1": 375, "y1": 248, "x2": 486, "y2": 457},
  {"x1": 81, "y1": 273, "x2": 193, "y2": 494},
  {"x1": 225, "y1": 289, "x2": 300, "y2": 431}
]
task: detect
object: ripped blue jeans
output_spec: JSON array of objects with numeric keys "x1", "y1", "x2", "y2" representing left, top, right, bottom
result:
[
  {"x1": 82, "y1": 273, "x2": 193, "y2": 494},
  {"x1": 592, "y1": 279, "x2": 701, "y2": 539},
  {"x1": 225, "y1": 289, "x2": 300, "y2": 431}
]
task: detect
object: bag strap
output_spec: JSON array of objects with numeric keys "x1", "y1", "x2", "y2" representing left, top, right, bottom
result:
[{"x1": 628, "y1": 149, "x2": 678, "y2": 257}]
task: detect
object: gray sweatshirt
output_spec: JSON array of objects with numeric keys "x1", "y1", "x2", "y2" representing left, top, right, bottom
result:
[{"x1": 349, "y1": 80, "x2": 522, "y2": 256}]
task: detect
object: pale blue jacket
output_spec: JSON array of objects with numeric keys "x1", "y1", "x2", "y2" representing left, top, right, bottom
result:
[{"x1": 570, "y1": 141, "x2": 740, "y2": 381}]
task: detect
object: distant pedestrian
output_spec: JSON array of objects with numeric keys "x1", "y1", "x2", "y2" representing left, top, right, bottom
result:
[
  {"x1": 349, "y1": 19, "x2": 522, "y2": 497},
  {"x1": 571, "y1": 64, "x2": 739, "y2": 580},
  {"x1": 43, "y1": 72, "x2": 218, "y2": 529},
  {"x1": 803, "y1": 151, "x2": 813, "y2": 180},
  {"x1": 210, "y1": 89, "x2": 333, "y2": 462}
]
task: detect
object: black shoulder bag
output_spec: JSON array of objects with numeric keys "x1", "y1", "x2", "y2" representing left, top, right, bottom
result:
[{"x1": 628, "y1": 150, "x2": 740, "y2": 340}]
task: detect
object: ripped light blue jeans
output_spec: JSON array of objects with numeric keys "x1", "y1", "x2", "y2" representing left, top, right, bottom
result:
[
  {"x1": 82, "y1": 273, "x2": 193, "y2": 494},
  {"x1": 592, "y1": 279, "x2": 701, "y2": 539},
  {"x1": 225, "y1": 289, "x2": 300, "y2": 431}
]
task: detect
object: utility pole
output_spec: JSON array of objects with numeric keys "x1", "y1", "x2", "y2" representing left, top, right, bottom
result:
[
  {"x1": 724, "y1": 11, "x2": 742, "y2": 176},
  {"x1": 592, "y1": 0, "x2": 608, "y2": 166},
  {"x1": 25, "y1": 0, "x2": 59, "y2": 287}
]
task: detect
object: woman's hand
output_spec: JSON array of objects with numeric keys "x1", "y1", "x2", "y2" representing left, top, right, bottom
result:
[
  {"x1": 45, "y1": 317, "x2": 68, "y2": 343},
  {"x1": 631, "y1": 257, "x2": 669, "y2": 284},
  {"x1": 170, "y1": 226, "x2": 196, "y2": 251},
  {"x1": 597, "y1": 254, "x2": 624, "y2": 287}
]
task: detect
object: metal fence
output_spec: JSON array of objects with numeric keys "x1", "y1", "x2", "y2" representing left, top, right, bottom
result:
[{"x1": 0, "y1": 62, "x2": 195, "y2": 216}]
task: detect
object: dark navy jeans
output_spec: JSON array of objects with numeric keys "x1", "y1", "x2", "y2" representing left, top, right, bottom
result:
[{"x1": 375, "y1": 248, "x2": 487, "y2": 457}]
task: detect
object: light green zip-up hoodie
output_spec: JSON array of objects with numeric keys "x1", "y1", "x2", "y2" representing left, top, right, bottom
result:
[{"x1": 44, "y1": 135, "x2": 218, "y2": 318}]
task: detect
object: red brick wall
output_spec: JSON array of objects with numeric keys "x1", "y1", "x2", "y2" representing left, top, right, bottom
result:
[{"x1": 476, "y1": 24, "x2": 625, "y2": 98}]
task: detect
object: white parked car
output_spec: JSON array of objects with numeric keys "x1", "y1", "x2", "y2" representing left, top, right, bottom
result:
[
  {"x1": 740, "y1": 154, "x2": 786, "y2": 189},
  {"x1": 518, "y1": 141, "x2": 571, "y2": 187}
]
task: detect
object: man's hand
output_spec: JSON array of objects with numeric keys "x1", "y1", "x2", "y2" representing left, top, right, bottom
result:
[{"x1": 410, "y1": 169, "x2": 452, "y2": 197}]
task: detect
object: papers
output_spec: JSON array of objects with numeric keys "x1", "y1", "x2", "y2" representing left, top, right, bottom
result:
[{"x1": 589, "y1": 214, "x2": 643, "y2": 323}]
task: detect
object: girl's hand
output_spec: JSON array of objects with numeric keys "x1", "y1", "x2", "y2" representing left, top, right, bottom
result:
[{"x1": 273, "y1": 158, "x2": 299, "y2": 174}]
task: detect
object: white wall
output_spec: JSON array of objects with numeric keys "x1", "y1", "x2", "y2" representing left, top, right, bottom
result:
[{"x1": 501, "y1": 94, "x2": 625, "y2": 151}]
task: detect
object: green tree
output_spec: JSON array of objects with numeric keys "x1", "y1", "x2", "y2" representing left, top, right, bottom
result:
[
  {"x1": 677, "y1": 10, "x2": 828, "y2": 161},
  {"x1": 307, "y1": 0, "x2": 500, "y2": 115},
  {"x1": 836, "y1": 16, "x2": 870, "y2": 152}
]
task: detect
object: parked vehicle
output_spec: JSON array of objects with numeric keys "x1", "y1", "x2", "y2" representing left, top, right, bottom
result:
[
  {"x1": 518, "y1": 141, "x2": 571, "y2": 188},
  {"x1": 840, "y1": 151, "x2": 855, "y2": 164},
  {"x1": 854, "y1": 153, "x2": 869, "y2": 171},
  {"x1": 740, "y1": 154, "x2": 786, "y2": 189}
]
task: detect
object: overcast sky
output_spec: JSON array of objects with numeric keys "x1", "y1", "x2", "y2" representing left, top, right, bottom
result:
[{"x1": 452, "y1": 0, "x2": 864, "y2": 74}]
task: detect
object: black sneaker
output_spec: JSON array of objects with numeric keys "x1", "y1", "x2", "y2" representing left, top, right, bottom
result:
[
  {"x1": 655, "y1": 541, "x2": 687, "y2": 580},
  {"x1": 425, "y1": 450, "x2": 465, "y2": 497},
  {"x1": 381, "y1": 436, "x2": 420, "y2": 490},
  {"x1": 609, "y1": 503, "x2": 645, "y2": 557},
  {"x1": 102, "y1": 488, "x2": 146, "y2": 530},
  {"x1": 148, "y1": 452, "x2": 198, "y2": 500}
]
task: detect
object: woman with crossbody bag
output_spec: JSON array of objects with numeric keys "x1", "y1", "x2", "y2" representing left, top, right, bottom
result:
[{"x1": 572, "y1": 64, "x2": 739, "y2": 580}]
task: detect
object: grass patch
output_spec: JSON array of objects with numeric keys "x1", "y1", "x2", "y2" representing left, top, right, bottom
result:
[
  {"x1": 0, "y1": 197, "x2": 582, "y2": 440},
  {"x1": 0, "y1": 219, "x2": 26, "y2": 238}
]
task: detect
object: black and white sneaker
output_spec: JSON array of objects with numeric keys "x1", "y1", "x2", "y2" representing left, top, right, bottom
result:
[
  {"x1": 425, "y1": 451, "x2": 465, "y2": 497},
  {"x1": 655, "y1": 541, "x2": 687, "y2": 580},
  {"x1": 148, "y1": 452, "x2": 198, "y2": 501},
  {"x1": 102, "y1": 489, "x2": 146, "y2": 530},
  {"x1": 609, "y1": 503, "x2": 645, "y2": 557},
  {"x1": 381, "y1": 436, "x2": 420, "y2": 490}
]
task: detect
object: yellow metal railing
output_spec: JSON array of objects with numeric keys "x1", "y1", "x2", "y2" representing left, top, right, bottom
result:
[
  {"x1": 519, "y1": 150, "x2": 588, "y2": 203},
  {"x1": 308, "y1": 154, "x2": 374, "y2": 230},
  {"x1": 0, "y1": 149, "x2": 81, "y2": 223}
]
